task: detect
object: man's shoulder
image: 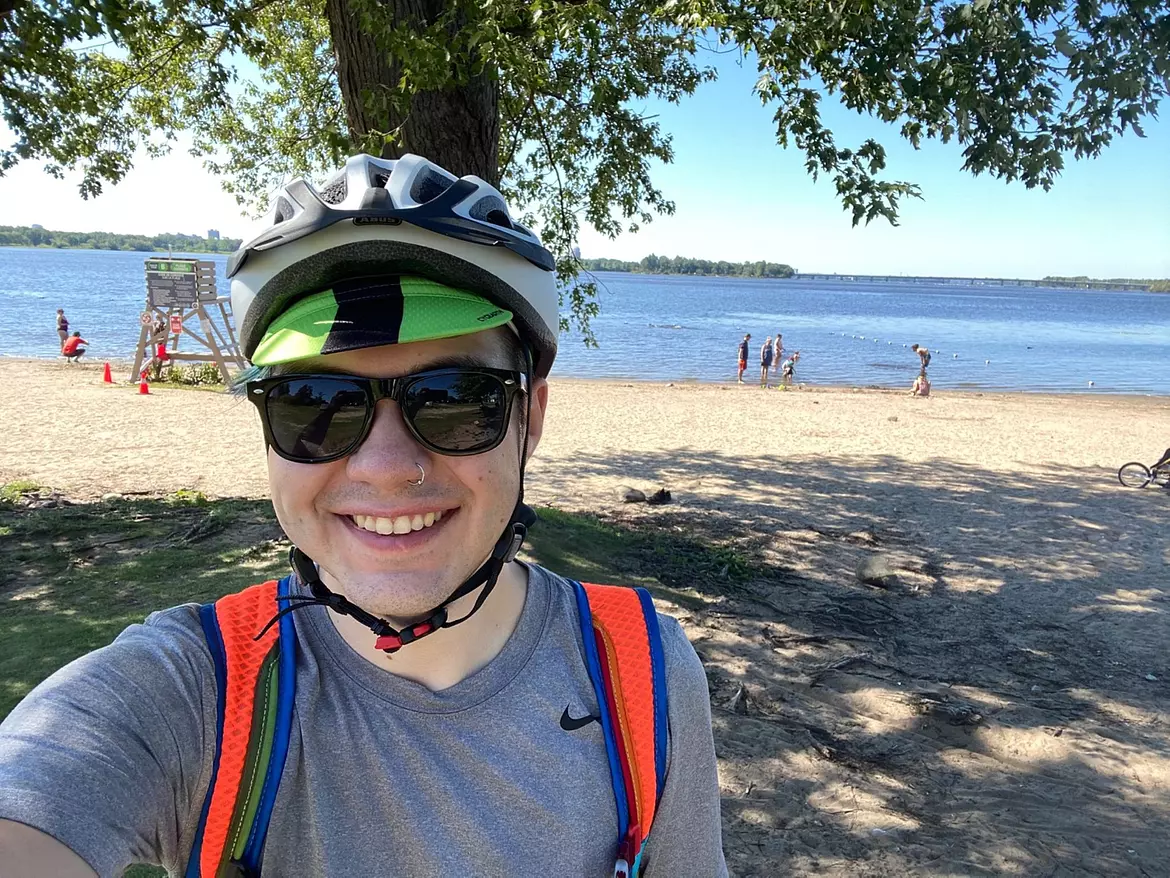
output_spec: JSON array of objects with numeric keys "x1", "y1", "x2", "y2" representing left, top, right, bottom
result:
[{"x1": 82, "y1": 601, "x2": 214, "y2": 683}]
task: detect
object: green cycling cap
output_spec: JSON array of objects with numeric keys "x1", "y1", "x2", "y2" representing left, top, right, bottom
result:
[{"x1": 251, "y1": 275, "x2": 513, "y2": 367}]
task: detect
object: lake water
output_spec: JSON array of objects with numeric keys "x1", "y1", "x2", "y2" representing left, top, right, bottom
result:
[{"x1": 2, "y1": 247, "x2": 1168, "y2": 394}]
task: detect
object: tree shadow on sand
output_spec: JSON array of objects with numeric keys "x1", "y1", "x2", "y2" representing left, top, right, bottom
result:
[
  {"x1": 524, "y1": 450, "x2": 1169, "y2": 876},
  {"x1": 3, "y1": 464, "x2": 1167, "y2": 876}
]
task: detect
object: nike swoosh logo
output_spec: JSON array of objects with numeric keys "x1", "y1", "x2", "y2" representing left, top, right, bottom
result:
[{"x1": 560, "y1": 706, "x2": 600, "y2": 731}]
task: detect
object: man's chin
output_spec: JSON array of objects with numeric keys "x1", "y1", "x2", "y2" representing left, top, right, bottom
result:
[{"x1": 321, "y1": 568, "x2": 465, "y2": 621}]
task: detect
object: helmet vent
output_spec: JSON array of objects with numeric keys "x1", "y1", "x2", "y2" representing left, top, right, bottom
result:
[
  {"x1": 468, "y1": 195, "x2": 513, "y2": 229},
  {"x1": 372, "y1": 171, "x2": 390, "y2": 189},
  {"x1": 273, "y1": 196, "x2": 296, "y2": 224},
  {"x1": 319, "y1": 176, "x2": 348, "y2": 205},
  {"x1": 410, "y1": 167, "x2": 457, "y2": 205}
]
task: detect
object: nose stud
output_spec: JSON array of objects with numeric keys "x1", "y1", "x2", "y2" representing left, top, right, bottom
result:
[{"x1": 408, "y1": 463, "x2": 425, "y2": 487}]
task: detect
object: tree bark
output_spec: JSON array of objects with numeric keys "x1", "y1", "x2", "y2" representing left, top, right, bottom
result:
[{"x1": 325, "y1": 0, "x2": 499, "y2": 184}]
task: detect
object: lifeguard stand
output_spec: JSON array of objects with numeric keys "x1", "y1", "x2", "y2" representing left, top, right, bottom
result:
[{"x1": 130, "y1": 259, "x2": 245, "y2": 383}]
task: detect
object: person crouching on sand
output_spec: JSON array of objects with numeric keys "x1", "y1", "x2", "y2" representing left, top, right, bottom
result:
[
  {"x1": 909, "y1": 371, "x2": 931, "y2": 397},
  {"x1": 61, "y1": 331, "x2": 88, "y2": 362}
]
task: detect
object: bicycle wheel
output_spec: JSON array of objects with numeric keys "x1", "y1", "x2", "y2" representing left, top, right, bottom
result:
[{"x1": 1118, "y1": 462, "x2": 1152, "y2": 488}]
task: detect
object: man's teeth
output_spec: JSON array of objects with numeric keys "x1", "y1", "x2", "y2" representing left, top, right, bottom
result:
[{"x1": 352, "y1": 510, "x2": 443, "y2": 535}]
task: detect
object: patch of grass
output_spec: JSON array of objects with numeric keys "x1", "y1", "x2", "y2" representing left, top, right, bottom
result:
[
  {"x1": 0, "y1": 495, "x2": 287, "y2": 720},
  {"x1": 523, "y1": 506, "x2": 754, "y2": 613},
  {"x1": 163, "y1": 362, "x2": 226, "y2": 387},
  {"x1": 0, "y1": 479, "x2": 40, "y2": 504},
  {"x1": 167, "y1": 488, "x2": 209, "y2": 505}
]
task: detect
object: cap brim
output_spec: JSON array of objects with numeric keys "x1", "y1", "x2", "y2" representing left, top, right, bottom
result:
[{"x1": 251, "y1": 276, "x2": 513, "y2": 366}]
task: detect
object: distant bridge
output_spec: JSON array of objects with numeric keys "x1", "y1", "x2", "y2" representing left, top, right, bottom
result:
[{"x1": 795, "y1": 273, "x2": 1151, "y2": 292}]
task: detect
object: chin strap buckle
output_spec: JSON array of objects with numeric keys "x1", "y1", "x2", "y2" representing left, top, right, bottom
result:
[{"x1": 374, "y1": 606, "x2": 449, "y2": 654}]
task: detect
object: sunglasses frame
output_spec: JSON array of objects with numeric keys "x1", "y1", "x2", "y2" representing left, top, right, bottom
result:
[{"x1": 247, "y1": 366, "x2": 528, "y2": 463}]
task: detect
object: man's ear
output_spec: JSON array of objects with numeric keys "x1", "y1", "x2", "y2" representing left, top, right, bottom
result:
[{"x1": 523, "y1": 377, "x2": 550, "y2": 461}]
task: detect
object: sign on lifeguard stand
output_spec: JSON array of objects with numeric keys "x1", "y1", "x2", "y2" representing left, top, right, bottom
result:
[{"x1": 130, "y1": 259, "x2": 245, "y2": 382}]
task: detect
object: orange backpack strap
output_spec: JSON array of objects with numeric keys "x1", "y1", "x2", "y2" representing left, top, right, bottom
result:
[
  {"x1": 187, "y1": 576, "x2": 298, "y2": 878},
  {"x1": 573, "y1": 582, "x2": 669, "y2": 878}
]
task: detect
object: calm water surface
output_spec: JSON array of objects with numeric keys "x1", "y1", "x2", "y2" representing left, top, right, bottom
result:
[{"x1": 1, "y1": 248, "x2": 1167, "y2": 394}]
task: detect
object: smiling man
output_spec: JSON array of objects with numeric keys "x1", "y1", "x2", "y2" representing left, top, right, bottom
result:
[{"x1": 0, "y1": 154, "x2": 726, "y2": 877}]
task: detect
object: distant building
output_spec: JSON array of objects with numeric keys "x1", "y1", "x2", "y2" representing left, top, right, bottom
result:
[
  {"x1": 30, "y1": 223, "x2": 44, "y2": 230},
  {"x1": 207, "y1": 229, "x2": 221, "y2": 240}
]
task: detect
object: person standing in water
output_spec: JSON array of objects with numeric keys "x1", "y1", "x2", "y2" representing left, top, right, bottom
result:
[
  {"x1": 772, "y1": 334, "x2": 784, "y2": 374},
  {"x1": 736, "y1": 333, "x2": 751, "y2": 383},
  {"x1": 56, "y1": 309, "x2": 69, "y2": 351},
  {"x1": 760, "y1": 336, "x2": 774, "y2": 387},
  {"x1": 911, "y1": 344, "x2": 931, "y2": 373}
]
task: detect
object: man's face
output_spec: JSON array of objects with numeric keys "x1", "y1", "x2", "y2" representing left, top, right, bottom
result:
[{"x1": 264, "y1": 328, "x2": 549, "y2": 620}]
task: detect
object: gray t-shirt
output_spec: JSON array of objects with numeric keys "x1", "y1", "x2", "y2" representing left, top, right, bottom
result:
[{"x1": 0, "y1": 564, "x2": 726, "y2": 877}]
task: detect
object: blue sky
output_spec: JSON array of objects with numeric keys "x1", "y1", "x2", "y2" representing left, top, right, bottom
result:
[{"x1": 1, "y1": 46, "x2": 1166, "y2": 278}]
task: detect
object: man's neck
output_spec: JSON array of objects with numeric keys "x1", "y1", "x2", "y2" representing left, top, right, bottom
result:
[{"x1": 323, "y1": 561, "x2": 530, "y2": 692}]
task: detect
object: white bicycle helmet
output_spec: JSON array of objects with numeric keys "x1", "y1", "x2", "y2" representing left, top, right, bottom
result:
[{"x1": 229, "y1": 154, "x2": 559, "y2": 376}]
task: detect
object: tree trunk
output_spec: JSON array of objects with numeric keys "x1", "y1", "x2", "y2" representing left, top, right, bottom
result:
[{"x1": 325, "y1": 0, "x2": 499, "y2": 184}]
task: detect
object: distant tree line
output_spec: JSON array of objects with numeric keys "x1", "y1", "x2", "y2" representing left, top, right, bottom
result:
[
  {"x1": 584, "y1": 254, "x2": 796, "y2": 278},
  {"x1": 1043, "y1": 275, "x2": 1170, "y2": 292},
  {"x1": 0, "y1": 225, "x2": 242, "y2": 253}
]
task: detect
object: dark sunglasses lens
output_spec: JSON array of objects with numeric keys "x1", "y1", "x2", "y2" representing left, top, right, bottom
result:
[
  {"x1": 402, "y1": 373, "x2": 509, "y2": 452},
  {"x1": 264, "y1": 378, "x2": 369, "y2": 460}
]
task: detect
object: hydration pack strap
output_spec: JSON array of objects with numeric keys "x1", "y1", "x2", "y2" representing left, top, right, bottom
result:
[
  {"x1": 187, "y1": 576, "x2": 298, "y2": 878},
  {"x1": 573, "y1": 582, "x2": 669, "y2": 877}
]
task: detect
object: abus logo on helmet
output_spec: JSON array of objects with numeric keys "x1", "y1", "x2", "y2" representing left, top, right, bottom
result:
[{"x1": 352, "y1": 217, "x2": 403, "y2": 226}]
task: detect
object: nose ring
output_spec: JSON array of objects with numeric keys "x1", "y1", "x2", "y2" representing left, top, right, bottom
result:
[{"x1": 408, "y1": 463, "x2": 425, "y2": 487}]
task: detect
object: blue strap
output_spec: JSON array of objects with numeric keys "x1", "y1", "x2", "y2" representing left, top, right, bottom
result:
[
  {"x1": 240, "y1": 575, "x2": 299, "y2": 871},
  {"x1": 635, "y1": 587, "x2": 669, "y2": 801},
  {"x1": 186, "y1": 603, "x2": 229, "y2": 878},
  {"x1": 571, "y1": 580, "x2": 631, "y2": 842}
]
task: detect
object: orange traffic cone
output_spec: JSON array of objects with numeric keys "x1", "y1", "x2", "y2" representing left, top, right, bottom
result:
[
  {"x1": 138, "y1": 380, "x2": 150, "y2": 395},
  {"x1": 102, "y1": 362, "x2": 113, "y2": 384}
]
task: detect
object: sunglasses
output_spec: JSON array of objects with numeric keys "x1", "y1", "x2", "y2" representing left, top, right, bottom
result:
[{"x1": 247, "y1": 367, "x2": 527, "y2": 463}]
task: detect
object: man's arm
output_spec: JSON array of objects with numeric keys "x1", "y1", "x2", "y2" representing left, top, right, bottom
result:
[
  {"x1": 0, "y1": 820, "x2": 98, "y2": 878},
  {"x1": 0, "y1": 606, "x2": 214, "y2": 877}
]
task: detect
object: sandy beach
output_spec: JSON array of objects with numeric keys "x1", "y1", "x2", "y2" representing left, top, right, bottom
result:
[{"x1": 3, "y1": 358, "x2": 1170, "y2": 875}]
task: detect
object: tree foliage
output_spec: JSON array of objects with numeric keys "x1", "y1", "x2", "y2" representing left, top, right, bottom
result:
[
  {"x1": 0, "y1": 224, "x2": 241, "y2": 251},
  {"x1": 585, "y1": 254, "x2": 795, "y2": 278},
  {"x1": 2, "y1": 0, "x2": 1167, "y2": 338}
]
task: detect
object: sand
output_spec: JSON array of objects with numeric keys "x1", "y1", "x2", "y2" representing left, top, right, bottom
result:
[{"x1": 3, "y1": 358, "x2": 1170, "y2": 875}]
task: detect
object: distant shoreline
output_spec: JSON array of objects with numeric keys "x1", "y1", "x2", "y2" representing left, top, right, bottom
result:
[
  {"x1": 0, "y1": 244, "x2": 230, "y2": 255},
  {"x1": 588, "y1": 268, "x2": 1168, "y2": 293},
  {"x1": 5, "y1": 245, "x2": 1165, "y2": 290}
]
